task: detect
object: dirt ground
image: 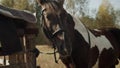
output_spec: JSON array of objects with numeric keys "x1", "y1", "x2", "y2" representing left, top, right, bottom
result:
[
  {"x1": 0, "y1": 45, "x2": 119, "y2": 68},
  {"x1": 36, "y1": 45, "x2": 65, "y2": 68},
  {"x1": 36, "y1": 45, "x2": 120, "y2": 68}
]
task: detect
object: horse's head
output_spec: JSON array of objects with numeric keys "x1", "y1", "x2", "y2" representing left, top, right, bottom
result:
[{"x1": 37, "y1": 0, "x2": 75, "y2": 57}]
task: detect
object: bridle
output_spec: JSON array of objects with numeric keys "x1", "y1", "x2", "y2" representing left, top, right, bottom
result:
[
  {"x1": 40, "y1": 8, "x2": 67, "y2": 63},
  {"x1": 40, "y1": 6, "x2": 91, "y2": 68},
  {"x1": 41, "y1": 8, "x2": 65, "y2": 38}
]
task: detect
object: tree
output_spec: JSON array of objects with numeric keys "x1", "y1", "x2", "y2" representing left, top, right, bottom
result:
[
  {"x1": 0, "y1": 0, "x2": 35, "y2": 12},
  {"x1": 96, "y1": 0, "x2": 116, "y2": 28},
  {"x1": 115, "y1": 9, "x2": 120, "y2": 28},
  {"x1": 64, "y1": 0, "x2": 89, "y2": 17},
  {"x1": 0, "y1": 0, "x2": 14, "y2": 7},
  {"x1": 80, "y1": 16, "x2": 97, "y2": 29}
]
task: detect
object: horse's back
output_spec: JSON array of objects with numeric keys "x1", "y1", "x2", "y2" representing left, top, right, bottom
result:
[{"x1": 108, "y1": 28, "x2": 120, "y2": 43}]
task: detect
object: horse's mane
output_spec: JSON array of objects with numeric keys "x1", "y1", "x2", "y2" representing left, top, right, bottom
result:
[{"x1": 64, "y1": 13, "x2": 75, "y2": 27}]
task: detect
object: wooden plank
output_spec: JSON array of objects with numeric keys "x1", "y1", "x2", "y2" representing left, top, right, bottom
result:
[
  {"x1": 16, "y1": 37, "x2": 25, "y2": 68},
  {"x1": 25, "y1": 34, "x2": 37, "y2": 68},
  {"x1": 8, "y1": 36, "x2": 26, "y2": 68}
]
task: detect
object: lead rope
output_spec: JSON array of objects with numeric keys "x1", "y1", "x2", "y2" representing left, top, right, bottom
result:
[
  {"x1": 53, "y1": 43, "x2": 58, "y2": 63},
  {"x1": 42, "y1": 13, "x2": 59, "y2": 63}
]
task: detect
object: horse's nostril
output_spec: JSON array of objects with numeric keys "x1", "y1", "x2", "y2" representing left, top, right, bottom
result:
[
  {"x1": 57, "y1": 35, "x2": 64, "y2": 40},
  {"x1": 58, "y1": 47, "x2": 71, "y2": 57},
  {"x1": 59, "y1": 50, "x2": 67, "y2": 56}
]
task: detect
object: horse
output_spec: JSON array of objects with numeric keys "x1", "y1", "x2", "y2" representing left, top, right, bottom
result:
[{"x1": 37, "y1": 0, "x2": 120, "y2": 68}]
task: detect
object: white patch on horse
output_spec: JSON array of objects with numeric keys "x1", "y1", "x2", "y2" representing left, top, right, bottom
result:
[
  {"x1": 73, "y1": 16, "x2": 114, "y2": 54},
  {"x1": 94, "y1": 35, "x2": 114, "y2": 52},
  {"x1": 73, "y1": 16, "x2": 89, "y2": 43}
]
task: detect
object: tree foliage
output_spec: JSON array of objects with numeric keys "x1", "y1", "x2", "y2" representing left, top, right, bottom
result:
[
  {"x1": 64, "y1": 0, "x2": 118, "y2": 29},
  {"x1": 96, "y1": 0, "x2": 116, "y2": 28},
  {"x1": 64, "y1": 0, "x2": 89, "y2": 17},
  {"x1": 115, "y1": 9, "x2": 120, "y2": 28},
  {"x1": 0, "y1": 0, "x2": 35, "y2": 12},
  {"x1": 80, "y1": 16, "x2": 98, "y2": 29},
  {"x1": 0, "y1": 0, "x2": 14, "y2": 7}
]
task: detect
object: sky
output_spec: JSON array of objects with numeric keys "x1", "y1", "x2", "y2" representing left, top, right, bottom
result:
[
  {"x1": 89, "y1": 0, "x2": 102, "y2": 9},
  {"x1": 0, "y1": 0, "x2": 119, "y2": 10},
  {"x1": 88, "y1": 0, "x2": 120, "y2": 18},
  {"x1": 110, "y1": 0, "x2": 120, "y2": 10},
  {"x1": 89, "y1": 0, "x2": 120, "y2": 10}
]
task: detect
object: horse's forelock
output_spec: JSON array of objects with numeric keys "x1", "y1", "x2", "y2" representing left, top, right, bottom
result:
[{"x1": 49, "y1": 1, "x2": 62, "y2": 11}]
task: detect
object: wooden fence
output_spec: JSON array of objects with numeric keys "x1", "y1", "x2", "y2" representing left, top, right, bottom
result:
[{"x1": 0, "y1": 23, "x2": 39, "y2": 68}]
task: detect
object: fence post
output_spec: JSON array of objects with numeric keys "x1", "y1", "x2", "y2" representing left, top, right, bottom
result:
[{"x1": 25, "y1": 23, "x2": 38, "y2": 68}]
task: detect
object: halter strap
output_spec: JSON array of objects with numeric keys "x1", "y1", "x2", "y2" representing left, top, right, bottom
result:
[{"x1": 40, "y1": 8, "x2": 60, "y2": 63}]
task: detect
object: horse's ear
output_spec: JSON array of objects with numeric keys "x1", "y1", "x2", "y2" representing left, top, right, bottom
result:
[
  {"x1": 37, "y1": 0, "x2": 46, "y2": 5},
  {"x1": 55, "y1": 0, "x2": 64, "y2": 6}
]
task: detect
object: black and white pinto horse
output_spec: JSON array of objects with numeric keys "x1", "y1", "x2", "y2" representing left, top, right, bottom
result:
[{"x1": 37, "y1": 0, "x2": 120, "y2": 68}]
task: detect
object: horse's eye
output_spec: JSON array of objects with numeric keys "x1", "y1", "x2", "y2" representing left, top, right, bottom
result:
[{"x1": 47, "y1": 15, "x2": 52, "y2": 20}]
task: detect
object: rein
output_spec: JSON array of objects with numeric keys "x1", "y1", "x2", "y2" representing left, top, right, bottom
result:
[
  {"x1": 39, "y1": 49, "x2": 58, "y2": 55},
  {"x1": 40, "y1": 9, "x2": 60, "y2": 63}
]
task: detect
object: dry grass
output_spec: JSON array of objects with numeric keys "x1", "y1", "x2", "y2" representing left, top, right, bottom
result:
[
  {"x1": 0, "y1": 45, "x2": 120, "y2": 68},
  {"x1": 36, "y1": 45, "x2": 120, "y2": 68},
  {"x1": 36, "y1": 45, "x2": 66, "y2": 68}
]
